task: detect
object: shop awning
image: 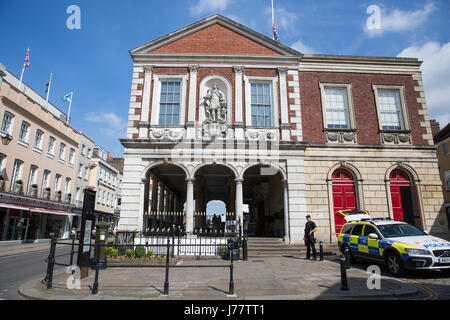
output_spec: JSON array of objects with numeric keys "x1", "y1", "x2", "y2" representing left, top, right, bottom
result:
[
  {"x1": 30, "y1": 207, "x2": 79, "y2": 216},
  {"x1": 0, "y1": 202, "x2": 79, "y2": 217},
  {"x1": 0, "y1": 202, "x2": 31, "y2": 211}
]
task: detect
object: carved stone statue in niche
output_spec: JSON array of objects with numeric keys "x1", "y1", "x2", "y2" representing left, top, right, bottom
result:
[
  {"x1": 204, "y1": 84, "x2": 227, "y2": 123},
  {"x1": 203, "y1": 83, "x2": 228, "y2": 138}
]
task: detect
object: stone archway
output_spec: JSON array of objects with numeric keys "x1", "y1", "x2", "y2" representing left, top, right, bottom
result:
[
  {"x1": 192, "y1": 163, "x2": 237, "y2": 232},
  {"x1": 385, "y1": 165, "x2": 424, "y2": 229},
  {"x1": 241, "y1": 163, "x2": 286, "y2": 238},
  {"x1": 143, "y1": 162, "x2": 188, "y2": 232}
]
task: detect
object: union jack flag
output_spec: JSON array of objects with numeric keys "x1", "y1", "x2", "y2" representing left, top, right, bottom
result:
[
  {"x1": 23, "y1": 48, "x2": 30, "y2": 70},
  {"x1": 273, "y1": 23, "x2": 278, "y2": 41}
]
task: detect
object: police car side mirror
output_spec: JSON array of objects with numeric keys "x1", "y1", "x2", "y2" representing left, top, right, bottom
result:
[
  {"x1": 422, "y1": 229, "x2": 429, "y2": 235},
  {"x1": 368, "y1": 233, "x2": 379, "y2": 239}
]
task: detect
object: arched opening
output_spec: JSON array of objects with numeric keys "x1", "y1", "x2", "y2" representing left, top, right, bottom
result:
[
  {"x1": 389, "y1": 168, "x2": 416, "y2": 226},
  {"x1": 143, "y1": 163, "x2": 187, "y2": 232},
  {"x1": 243, "y1": 164, "x2": 285, "y2": 238},
  {"x1": 332, "y1": 168, "x2": 357, "y2": 235},
  {"x1": 206, "y1": 200, "x2": 227, "y2": 231},
  {"x1": 193, "y1": 164, "x2": 236, "y2": 232}
]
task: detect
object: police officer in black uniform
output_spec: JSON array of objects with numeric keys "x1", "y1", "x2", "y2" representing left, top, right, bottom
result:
[{"x1": 304, "y1": 215, "x2": 318, "y2": 261}]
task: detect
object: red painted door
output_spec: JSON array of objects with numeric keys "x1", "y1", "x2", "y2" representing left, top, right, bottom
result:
[
  {"x1": 332, "y1": 169, "x2": 356, "y2": 235},
  {"x1": 390, "y1": 169, "x2": 410, "y2": 222}
]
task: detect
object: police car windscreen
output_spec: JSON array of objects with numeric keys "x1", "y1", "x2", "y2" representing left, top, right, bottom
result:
[{"x1": 377, "y1": 224, "x2": 427, "y2": 238}]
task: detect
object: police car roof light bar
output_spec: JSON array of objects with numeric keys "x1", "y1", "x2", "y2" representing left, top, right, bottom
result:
[{"x1": 359, "y1": 217, "x2": 392, "y2": 222}]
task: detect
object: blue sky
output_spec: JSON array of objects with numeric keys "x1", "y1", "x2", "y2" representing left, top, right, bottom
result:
[{"x1": 1, "y1": 0, "x2": 449, "y2": 157}]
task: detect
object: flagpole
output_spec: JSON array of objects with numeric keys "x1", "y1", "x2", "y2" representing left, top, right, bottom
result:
[
  {"x1": 45, "y1": 72, "x2": 53, "y2": 109},
  {"x1": 66, "y1": 92, "x2": 73, "y2": 124},
  {"x1": 271, "y1": 0, "x2": 275, "y2": 28},
  {"x1": 18, "y1": 66, "x2": 25, "y2": 91}
]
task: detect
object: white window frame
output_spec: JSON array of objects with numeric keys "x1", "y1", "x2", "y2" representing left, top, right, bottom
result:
[
  {"x1": 18, "y1": 121, "x2": 30, "y2": 146},
  {"x1": 54, "y1": 174, "x2": 61, "y2": 197},
  {"x1": 0, "y1": 154, "x2": 6, "y2": 177},
  {"x1": 150, "y1": 74, "x2": 188, "y2": 126},
  {"x1": 1, "y1": 111, "x2": 13, "y2": 135},
  {"x1": 10, "y1": 159, "x2": 23, "y2": 192},
  {"x1": 58, "y1": 143, "x2": 66, "y2": 163},
  {"x1": 41, "y1": 170, "x2": 50, "y2": 197},
  {"x1": 65, "y1": 178, "x2": 71, "y2": 196},
  {"x1": 372, "y1": 85, "x2": 410, "y2": 131},
  {"x1": 34, "y1": 129, "x2": 44, "y2": 152},
  {"x1": 78, "y1": 164, "x2": 83, "y2": 178},
  {"x1": 244, "y1": 75, "x2": 279, "y2": 127},
  {"x1": 47, "y1": 137, "x2": 56, "y2": 156},
  {"x1": 76, "y1": 187, "x2": 81, "y2": 201},
  {"x1": 319, "y1": 83, "x2": 356, "y2": 130},
  {"x1": 68, "y1": 148, "x2": 75, "y2": 166},
  {"x1": 27, "y1": 165, "x2": 38, "y2": 195},
  {"x1": 84, "y1": 166, "x2": 89, "y2": 180}
]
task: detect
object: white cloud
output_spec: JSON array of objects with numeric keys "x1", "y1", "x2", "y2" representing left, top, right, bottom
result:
[
  {"x1": 397, "y1": 41, "x2": 450, "y2": 127},
  {"x1": 291, "y1": 39, "x2": 314, "y2": 54},
  {"x1": 85, "y1": 111, "x2": 127, "y2": 137},
  {"x1": 364, "y1": 3, "x2": 436, "y2": 37},
  {"x1": 264, "y1": 6, "x2": 298, "y2": 31},
  {"x1": 190, "y1": 0, "x2": 231, "y2": 17}
]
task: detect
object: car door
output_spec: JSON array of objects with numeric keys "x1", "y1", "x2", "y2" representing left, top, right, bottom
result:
[
  {"x1": 349, "y1": 223, "x2": 364, "y2": 257},
  {"x1": 362, "y1": 224, "x2": 384, "y2": 262}
]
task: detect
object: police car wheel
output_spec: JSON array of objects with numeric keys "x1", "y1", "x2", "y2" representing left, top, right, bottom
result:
[{"x1": 386, "y1": 252, "x2": 404, "y2": 276}]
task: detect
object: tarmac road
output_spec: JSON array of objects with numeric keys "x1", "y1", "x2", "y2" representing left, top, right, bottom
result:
[
  {"x1": 345, "y1": 259, "x2": 450, "y2": 300},
  {"x1": 0, "y1": 246, "x2": 72, "y2": 300}
]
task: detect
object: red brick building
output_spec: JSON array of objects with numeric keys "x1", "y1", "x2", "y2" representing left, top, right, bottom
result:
[{"x1": 119, "y1": 14, "x2": 449, "y2": 243}]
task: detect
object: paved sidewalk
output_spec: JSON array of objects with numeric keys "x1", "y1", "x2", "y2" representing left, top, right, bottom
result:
[{"x1": 19, "y1": 255, "x2": 419, "y2": 300}]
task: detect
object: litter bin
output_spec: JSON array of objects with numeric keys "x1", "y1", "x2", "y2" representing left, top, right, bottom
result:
[{"x1": 225, "y1": 238, "x2": 240, "y2": 260}]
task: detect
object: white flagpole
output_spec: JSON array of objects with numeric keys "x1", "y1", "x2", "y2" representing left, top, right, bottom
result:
[
  {"x1": 45, "y1": 72, "x2": 53, "y2": 109},
  {"x1": 66, "y1": 92, "x2": 73, "y2": 124},
  {"x1": 271, "y1": 0, "x2": 275, "y2": 27},
  {"x1": 18, "y1": 65, "x2": 25, "y2": 91}
]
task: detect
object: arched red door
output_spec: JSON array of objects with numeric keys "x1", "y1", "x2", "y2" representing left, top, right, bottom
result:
[
  {"x1": 332, "y1": 169, "x2": 357, "y2": 235},
  {"x1": 389, "y1": 169, "x2": 411, "y2": 222}
]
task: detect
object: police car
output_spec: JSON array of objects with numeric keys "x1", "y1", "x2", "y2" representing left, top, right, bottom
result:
[{"x1": 337, "y1": 209, "x2": 450, "y2": 275}]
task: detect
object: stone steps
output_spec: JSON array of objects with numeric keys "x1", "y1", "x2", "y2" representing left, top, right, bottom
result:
[{"x1": 246, "y1": 237, "x2": 339, "y2": 258}]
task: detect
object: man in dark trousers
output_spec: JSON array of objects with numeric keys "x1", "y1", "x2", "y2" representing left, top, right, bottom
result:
[{"x1": 304, "y1": 215, "x2": 318, "y2": 261}]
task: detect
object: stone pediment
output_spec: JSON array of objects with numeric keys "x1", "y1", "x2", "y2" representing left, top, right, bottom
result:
[{"x1": 130, "y1": 14, "x2": 302, "y2": 59}]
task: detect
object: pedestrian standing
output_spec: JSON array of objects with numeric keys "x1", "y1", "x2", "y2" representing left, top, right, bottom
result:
[{"x1": 304, "y1": 215, "x2": 318, "y2": 261}]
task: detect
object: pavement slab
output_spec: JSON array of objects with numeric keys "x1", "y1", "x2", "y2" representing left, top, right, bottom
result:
[{"x1": 18, "y1": 256, "x2": 421, "y2": 300}]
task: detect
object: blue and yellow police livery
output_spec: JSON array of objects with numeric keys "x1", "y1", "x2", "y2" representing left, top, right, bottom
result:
[{"x1": 337, "y1": 210, "x2": 450, "y2": 275}]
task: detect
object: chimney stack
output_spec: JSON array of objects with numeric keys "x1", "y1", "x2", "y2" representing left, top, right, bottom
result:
[{"x1": 430, "y1": 119, "x2": 440, "y2": 138}]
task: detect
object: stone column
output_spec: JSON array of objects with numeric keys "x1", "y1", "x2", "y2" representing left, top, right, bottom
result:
[
  {"x1": 235, "y1": 178, "x2": 244, "y2": 231},
  {"x1": 278, "y1": 67, "x2": 290, "y2": 141},
  {"x1": 282, "y1": 179, "x2": 290, "y2": 243},
  {"x1": 233, "y1": 66, "x2": 245, "y2": 140},
  {"x1": 185, "y1": 178, "x2": 195, "y2": 233},
  {"x1": 187, "y1": 65, "x2": 199, "y2": 139},
  {"x1": 150, "y1": 177, "x2": 158, "y2": 213},
  {"x1": 139, "y1": 65, "x2": 153, "y2": 138}
]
